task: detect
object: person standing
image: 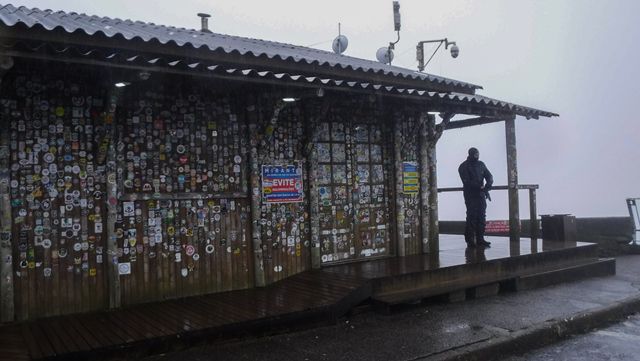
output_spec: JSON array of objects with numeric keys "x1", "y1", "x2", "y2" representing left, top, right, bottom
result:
[{"x1": 458, "y1": 147, "x2": 493, "y2": 247}]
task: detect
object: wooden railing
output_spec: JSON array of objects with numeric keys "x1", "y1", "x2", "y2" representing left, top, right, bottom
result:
[{"x1": 438, "y1": 184, "x2": 539, "y2": 239}]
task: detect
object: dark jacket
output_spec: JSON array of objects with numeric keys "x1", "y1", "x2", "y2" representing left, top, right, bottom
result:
[{"x1": 458, "y1": 157, "x2": 493, "y2": 193}]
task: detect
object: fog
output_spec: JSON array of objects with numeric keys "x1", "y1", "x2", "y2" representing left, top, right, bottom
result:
[{"x1": 16, "y1": 0, "x2": 640, "y2": 220}]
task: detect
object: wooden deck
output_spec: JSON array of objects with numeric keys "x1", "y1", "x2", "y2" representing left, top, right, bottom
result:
[
  {"x1": 0, "y1": 270, "x2": 370, "y2": 361},
  {"x1": 0, "y1": 236, "x2": 611, "y2": 360}
]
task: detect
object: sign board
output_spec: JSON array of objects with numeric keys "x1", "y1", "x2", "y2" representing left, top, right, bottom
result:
[
  {"x1": 262, "y1": 164, "x2": 304, "y2": 203},
  {"x1": 402, "y1": 161, "x2": 419, "y2": 195},
  {"x1": 485, "y1": 220, "x2": 510, "y2": 234}
]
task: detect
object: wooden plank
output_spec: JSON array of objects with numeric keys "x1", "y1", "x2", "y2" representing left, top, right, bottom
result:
[
  {"x1": 34, "y1": 321, "x2": 67, "y2": 356},
  {"x1": 66, "y1": 315, "x2": 104, "y2": 350},
  {"x1": 20, "y1": 323, "x2": 45, "y2": 360},
  {"x1": 126, "y1": 307, "x2": 175, "y2": 336}
]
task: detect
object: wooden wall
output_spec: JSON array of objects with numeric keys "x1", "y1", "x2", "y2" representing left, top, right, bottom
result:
[
  {"x1": 0, "y1": 62, "x2": 432, "y2": 321},
  {"x1": 2, "y1": 66, "x2": 109, "y2": 320},
  {"x1": 113, "y1": 83, "x2": 253, "y2": 305}
]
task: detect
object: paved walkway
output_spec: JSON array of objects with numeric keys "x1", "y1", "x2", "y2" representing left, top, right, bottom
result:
[{"x1": 142, "y1": 255, "x2": 640, "y2": 361}]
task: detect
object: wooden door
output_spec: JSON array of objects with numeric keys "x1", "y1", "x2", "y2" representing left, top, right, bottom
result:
[{"x1": 317, "y1": 113, "x2": 392, "y2": 264}]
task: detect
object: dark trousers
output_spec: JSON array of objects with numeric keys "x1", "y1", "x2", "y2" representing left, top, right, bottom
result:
[{"x1": 464, "y1": 190, "x2": 487, "y2": 244}]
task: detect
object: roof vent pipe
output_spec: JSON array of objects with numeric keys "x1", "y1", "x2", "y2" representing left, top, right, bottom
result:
[{"x1": 197, "y1": 13, "x2": 211, "y2": 33}]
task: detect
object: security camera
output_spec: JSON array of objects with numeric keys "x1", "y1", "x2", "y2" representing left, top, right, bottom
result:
[{"x1": 450, "y1": 44, "x2": 459, "y2": 58}]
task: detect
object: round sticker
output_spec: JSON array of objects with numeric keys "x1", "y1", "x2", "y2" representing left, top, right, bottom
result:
[
  {"x1": 205, "y1": 244, "x2": 215, "y2": 254},
  {"x1": 42, "y1": 239, "x2": 52, "y2": 249},
  {"x1": 192, "y1": 253, "x2": 200, "y2": 261},
  {"x1": 234, "y1": 155, "x2": 242, "y2": 164},
  {"x1": 185, "y1": 245, "x2": 195, "y2": 256},
  {"x1": 55, "y1": 106, "x2": 65, "y2": 116},
  {"x1": 73, "y1": 243, "x2": 82, "y2": 252},
  {"x1": 176, "y1": 144, "x2": 186, "y2": 154}
]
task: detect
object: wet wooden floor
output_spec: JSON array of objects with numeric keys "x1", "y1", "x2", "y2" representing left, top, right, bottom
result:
[{"x1": 0, "y1": 236, "x2": 596, "y2": 360}]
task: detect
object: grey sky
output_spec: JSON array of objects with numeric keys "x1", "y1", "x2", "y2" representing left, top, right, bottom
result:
[{"x1": 12, "y1": 0, "x2": 640, "y2": 220}]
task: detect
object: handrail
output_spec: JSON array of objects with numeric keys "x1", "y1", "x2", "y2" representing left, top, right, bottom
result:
[
  {"x1": 438, "y1": 184, "x2": 539, "y2": 192},
  {"x1": 437, "y1": 184, "x2": 540, "y2": 239}
]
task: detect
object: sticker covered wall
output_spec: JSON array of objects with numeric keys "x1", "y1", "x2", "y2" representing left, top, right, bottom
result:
[
  {"x1": 2, "y1": 65, "x2": 109, "y2": 320},
  {"x1": 249, "y1": 98, "x2": 311, "y2": 285},
  {"x1": 114, "y1": 82, "x2": 253, "y2": 305}
]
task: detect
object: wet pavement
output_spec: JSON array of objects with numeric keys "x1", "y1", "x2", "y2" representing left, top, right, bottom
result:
[
  {"x1": 506, "y1": 314, "x2": 640, "y2": 361},
  {"x1": 141, "y1": 255, "x2": 640, "y2": 361}
]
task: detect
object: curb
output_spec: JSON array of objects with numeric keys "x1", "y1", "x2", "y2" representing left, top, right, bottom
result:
[{"x1": 421, "y1": 294, "x2": 640, "y2": 361}]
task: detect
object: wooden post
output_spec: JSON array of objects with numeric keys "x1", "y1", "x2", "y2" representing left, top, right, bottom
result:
[
  {"x1": 249, "y1": 100, "x2": 287, "y2": 286},
  {"x1": 426, "y1": 117, "x2": 440, "y2": 255},
  {"x1": 394, "y1": 116, "x2": 406, "y2": 257},
  {"x1": 0, "y1": 113, "x2": 14, "y2": 322},
  {"x1": 505, "y1": 117, "x2": 520, "y2": 242},
  {"x1": 308, "y1": 99, "x2": 331, "y2": 269},
  {"x1": 418, "y1": 113, "x2": 430, "y2": 253},
  {"x1": 104, "y1": 92, "x2": 121, "y2": 309},
  {"x1": 424, "y1": 112, "x2": 452, "y2": 255},
  {"x1": 529, "y1": 188, "x2": 538, "y2": 239}
]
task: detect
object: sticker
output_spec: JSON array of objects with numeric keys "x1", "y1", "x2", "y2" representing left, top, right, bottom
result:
[
  {"x1": 118, "y1": 262, "x2": 131, "y2": 275},
  {"x1": 185, "y1": 244, "x2": 195, "y2": 256},
  {"x1": 205, "y1": 244, "x2": 215, "y2": 254},
  {"x1": 123, "y1": 201, "x2": 135, "y2": 217}
]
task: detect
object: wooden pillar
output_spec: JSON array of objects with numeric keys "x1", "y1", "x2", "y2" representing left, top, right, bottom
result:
[
  {"x1": 394, "y1": 116, "x2": 406, "y2": 257},
  {"x1": 418, "y1": 113, "x2": 430, "y2": 253},
  {"x1": 249, "y1": 100, "x2": 287, "y2": 285},
  {"x1": 0, "y1": 113, "x2": 14, "y2": 322},
  {"x1": 308, "y1": 99, "x2": 331, "y2": 269},
  {"x1": 426, "y1": 114, "x2": 439, "y2": 255},
  {"x1": 529, "y1": 188, "x2": 538, "y2": 239},
  {"x1": 505, "y1": 117, "x2": 520, "y2": 242},
  {"x1": 104, "y1": 92, "x2": 121, "y2": 309}
]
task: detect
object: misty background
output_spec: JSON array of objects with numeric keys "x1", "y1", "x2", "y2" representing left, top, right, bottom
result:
[{"x1": 14, "y1": 0, "x2": 640, "y2": 220}]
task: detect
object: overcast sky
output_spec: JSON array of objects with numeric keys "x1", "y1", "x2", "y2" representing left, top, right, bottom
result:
[{"x1": 14, "y1": 0, "x2": 640, "y2": 220}]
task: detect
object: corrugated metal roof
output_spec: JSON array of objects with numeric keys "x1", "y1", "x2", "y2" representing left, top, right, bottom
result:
[
  {"x1": 0, "y1": 39, "x2": 557, "y2": 118},
  {"x1": 0, "y1": 4, "x2": 482, "y2": 92}
]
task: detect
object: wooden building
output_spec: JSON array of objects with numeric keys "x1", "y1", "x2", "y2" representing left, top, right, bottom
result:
[{"x1": 0, "y1": 4, "x2": 557, "y2": 322}]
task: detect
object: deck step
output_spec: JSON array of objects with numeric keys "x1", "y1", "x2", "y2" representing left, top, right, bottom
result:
[
  {"x1": 514, "y1": 257, "x2": 616, "y2": 291},
  {"x1": 372, "y1": 258, "x2": 616, "y2": 307}
]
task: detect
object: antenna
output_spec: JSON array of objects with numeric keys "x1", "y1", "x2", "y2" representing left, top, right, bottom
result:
[
  {"x1": 332, "y1": 23, "x2": 349, "y2": 55},
  {"x1": 376, "y1": 1, "x2": 402, "y2": 65}
]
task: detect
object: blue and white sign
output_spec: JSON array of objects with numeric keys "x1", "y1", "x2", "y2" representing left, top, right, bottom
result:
[{"x1": 262, "y1": 164, "x2": 304, "y2": 203}]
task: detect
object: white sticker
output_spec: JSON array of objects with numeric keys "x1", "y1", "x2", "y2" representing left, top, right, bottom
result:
[
  {"x1": 118, "y1": 262, "x2": 131, "y2": 275},
  {"x1": 123, "y1": 201, "x2": 135, "y2": 217}
]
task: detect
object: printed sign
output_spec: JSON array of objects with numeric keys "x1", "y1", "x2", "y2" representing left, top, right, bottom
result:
[
  {"x1": 485, "y1": 220, "x2": 510, "y2": 234},
  {"x1": 402, "y1": 161, "x2": 419, "y2": 194},
  {"x1": 262, "y1": 164, "x2": 304, "y2": 203}
]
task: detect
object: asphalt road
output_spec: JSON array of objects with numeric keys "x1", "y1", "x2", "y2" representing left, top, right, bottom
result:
[{"x1": 506, "y1": 314, "x2": 640, "y2": 361}]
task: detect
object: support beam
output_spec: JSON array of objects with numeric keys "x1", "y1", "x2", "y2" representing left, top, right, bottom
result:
[
  {"x1": 418, "y1": 113, "x2": 430, "y2": 253},
  {"x1": 0, "y1": 109, "x2": 14, "y2": 322},
  {"x1": 445, "y1": 116, "x2": 505, "y2": 130},
  {"x1": 505, "y1": 117, "x2": 520, "y2": 242},
  {"x1": 394, "y1": 116, "x2": 406, "y2": 256},
  {"x1": 105, "y1": 91, "x2": 121, "y2": 309},
  {"x1": 529, "y1": 188, "x2": 538, "y2": 239},
  {"x1": 308, "y1": 98, "x2": 332, "y2": 269},
  {"x1": 422, "y1": 112, "x2": 453, "y2": 254}
]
